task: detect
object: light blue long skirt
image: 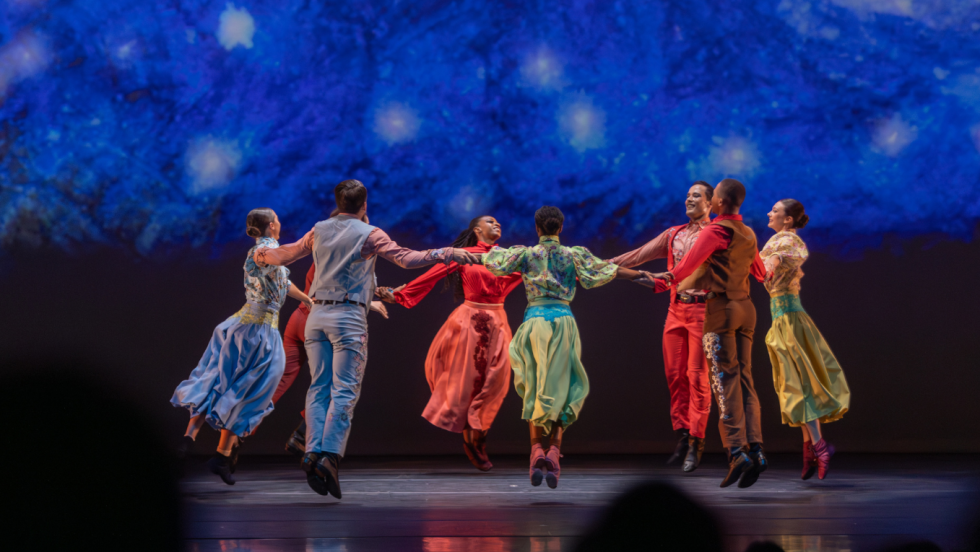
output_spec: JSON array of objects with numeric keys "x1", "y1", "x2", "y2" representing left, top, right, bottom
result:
[{"x1": 171, "y1": 302, "x2": 286, "y2": 437}]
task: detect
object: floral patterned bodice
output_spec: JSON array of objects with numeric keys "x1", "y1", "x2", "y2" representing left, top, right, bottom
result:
[
  {"x1": 244, "y1": 237, "x2": 291, "y2": 309},
  {"x1": 760, "y1": 231, "x2": 808, "y2": 295},
  {"x1": 482, "y1": 235, "x2": 618, "y2": 302}
]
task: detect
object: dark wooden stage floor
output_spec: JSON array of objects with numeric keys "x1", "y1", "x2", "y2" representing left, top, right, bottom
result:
[{"x1": 182, "y1": 454, "x2": 979, "y2": 552}]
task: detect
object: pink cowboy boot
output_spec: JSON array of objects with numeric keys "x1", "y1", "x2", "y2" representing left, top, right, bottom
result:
[
  {"x1": 544, "y1": 446, "x2": 561, "y2": 489},
  {"x1": 529, "y1": 443, "x2": 548, "y2": 486}
]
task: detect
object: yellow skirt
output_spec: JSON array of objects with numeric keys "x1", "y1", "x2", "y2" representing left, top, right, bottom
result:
[
  {"x1": 509, "y1": 299, "x2": 589, "y2": 433},
  {"x1": 766, "y1": 295, "x2": 850, "y2": 426}
]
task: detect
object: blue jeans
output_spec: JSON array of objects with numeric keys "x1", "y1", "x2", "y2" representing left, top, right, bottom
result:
[{"x1": 304, "y1": 304, "x2": 368, "y2": 456}]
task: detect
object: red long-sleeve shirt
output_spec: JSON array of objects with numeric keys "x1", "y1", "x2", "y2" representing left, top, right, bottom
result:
[
  {"x1": 394, "y1": 241, "x2": 523, "y2": 308},
  {"x1": 654, "y1": 214, "x2": 766, "y2": 293}
]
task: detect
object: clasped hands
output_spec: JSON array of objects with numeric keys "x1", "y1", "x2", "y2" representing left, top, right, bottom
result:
[
  {"x1": 633, "y1": 270, "x2": 672, "y2": 289},
  {"x1": 375, "y1": 248, "x2": 481, "y2": 306}
]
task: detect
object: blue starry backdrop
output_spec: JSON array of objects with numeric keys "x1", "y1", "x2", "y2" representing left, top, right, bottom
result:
[{"x1": 2, "y1": 0, "x2": 980, "y2": 255}]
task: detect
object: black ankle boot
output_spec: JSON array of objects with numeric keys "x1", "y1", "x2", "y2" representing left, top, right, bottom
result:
[
  {"x1": 229, "y1": 439, "x2": 243, "y2": 474},
  {"x1": 302, "y1": 452, "x2": 330, "y2": 496},
  {"x1": 666, "y1": 430, "x2": 690, "y2": 465},
  {"x1": 176, "y1": 436, "x2": 194, "y2": 461},
  {"x1": 285, "y1": 419, "x2": 307, "y2": 457},
  {"x1": 315, "y1": 452, "x2": 343, "y2": 499},
  {"x1": 739, "y1": 444, "x2": 767, "y2": 488},
  {"x1": 682, "y1": 436, "x2": 705, "y2": 472},
  {"x1": 721, "y1": 448, "x2": 753, "y2": 488},
  {"x1": 207, "y1": 452, "x2": 236, "y2": 485}
]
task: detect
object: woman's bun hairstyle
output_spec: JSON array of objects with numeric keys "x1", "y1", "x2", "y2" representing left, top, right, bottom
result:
[
  {"x1": 245, "y1": 208, "x2": 276, "y2": 238},
  {"x1": 534, "y1": 205, "x2": 564, "y2": 235},
  {"x1": 780, "y1": 199, "x2": 808, "y2": 229}
]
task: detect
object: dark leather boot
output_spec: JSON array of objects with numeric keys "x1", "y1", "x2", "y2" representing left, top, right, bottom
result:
[
  {"x1": 229, "y1": 440, "x2": 242, "y2": 474},
  {"x1": 739, "y1": 444, "x2": 768, "y2": 488},
  {"x1": 302, "y1": 452, "x2": 329, "y2": 496},
  {"x1": 721, "y1": 449, "x2": 753, "y2": 488},
  {"x1": 666, "y1": 430, "x2": 690, "y2": 465},
  {"x1": 315, "y1": 452, "x2": 342, "y2": 499},
  {"x1": 682, "y1": 436, "x2": 705, "y2": 472},
  {"x1": 285, "y1": 419, "x2": 307, "y2": 457},
  {"x1": 207, "y1": 452, "x2": 236, "y2": 485},
  {"x1": 176, "y1": 436, "x2": 194, "y2": 461}
]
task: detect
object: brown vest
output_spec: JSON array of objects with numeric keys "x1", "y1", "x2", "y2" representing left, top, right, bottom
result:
[{"x1": 675, "y1": 219, "x2": 757, "y2": 300}]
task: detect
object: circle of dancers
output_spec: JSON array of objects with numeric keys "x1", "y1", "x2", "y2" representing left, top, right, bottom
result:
[{"x1": 170, "y1": 178, "x2": 850, "y2": 496}]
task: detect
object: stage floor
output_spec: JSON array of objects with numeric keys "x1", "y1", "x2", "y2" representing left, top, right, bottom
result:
[{"x1": 182, "y1": 454, "x2": 979, "y2": 552}]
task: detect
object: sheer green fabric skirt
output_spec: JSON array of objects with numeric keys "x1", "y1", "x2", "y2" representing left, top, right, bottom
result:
[
  {"x1": 765, "y1": 294, "x2": 850, "y2": 426},
  {"x1": 509, "y1": 299, "x2": 590, "y2": 433}
]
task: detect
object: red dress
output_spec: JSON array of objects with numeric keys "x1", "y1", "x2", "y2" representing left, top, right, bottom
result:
[{"x1": 394, "y1": 241, "x2": 523, "y2": 433}]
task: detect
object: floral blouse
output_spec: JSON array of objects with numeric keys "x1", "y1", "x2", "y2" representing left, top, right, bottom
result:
[
  {"x1": 760, "y1": 231, "x2": 808, "y2": 295},
  {"x1": 483, "y1": 235, "x2": 619, "y2": 302},
  {"x1": 245, "y1": 237, "x2": 292, "y2": 309}
]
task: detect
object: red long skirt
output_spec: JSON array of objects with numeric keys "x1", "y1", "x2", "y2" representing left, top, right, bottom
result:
[{"x1": 422, "y1": 301, "x2": 512, "y2": 433}]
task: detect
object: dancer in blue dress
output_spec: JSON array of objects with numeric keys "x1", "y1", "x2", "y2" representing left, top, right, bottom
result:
[{"x1": 172, "y1": 208, "x2": 313, "y2": 484}]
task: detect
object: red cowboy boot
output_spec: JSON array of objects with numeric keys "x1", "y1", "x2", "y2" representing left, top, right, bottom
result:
[
  {"x1": 812, "y1": 439, "x2": 835, "y2": 480},
  {"x1": 802, "y1": 441, "x2": 818, "y2": 480}
]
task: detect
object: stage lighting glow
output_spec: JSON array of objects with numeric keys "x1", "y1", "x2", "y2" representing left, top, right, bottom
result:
[
  {"x1": 373, "y1": 102, "x2": 421, "y2": 145},
  {"x1": 871, "y1": 114, "x2": 918, "y2": 158},
  {"x1": 0, "y1": 31, "x2": 49, "y2": 96},
  {"x1": 217, "y1": 3, "x2": 256, "y2": 51},
  {"x1": 1, "y1": 0, "x2": 979, "y2": 253},
  {"x1": 520, "y1": 47, "x2": 565, "y2": 91},
  {"x1": 185, "y1": 138, "x2": 242, "y2": 194},
  {"x1": 558, "y1": 94, "x2": 606, "y2": 152},
  {"x1": 710, "y1": 137, "x2": 761, "y2": 179}
]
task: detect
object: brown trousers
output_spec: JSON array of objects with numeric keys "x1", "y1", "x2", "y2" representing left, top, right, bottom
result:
[{"x1": 702, "y1": 296, "x2": 762, "y2": 449}]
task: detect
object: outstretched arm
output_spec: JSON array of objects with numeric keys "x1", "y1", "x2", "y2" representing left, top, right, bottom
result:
[
  {"x1": 607, "y1": 229, "x2": 670, "y2": 268},
  {"x1": 390, "y1": 262, "x2": 458, "y2": 308},
  {"x1": 615, "y1": 266, "x2": 642, "y2": 280},
  {"x1": 365, "y1": 228, "x2": 479, "y2": 269},
  {"x1": 483, "y1": 245, "x2": 527, "y2": 276},
  {"x1": 255, "y1": 230, "x2": 315, "y2": 267}
]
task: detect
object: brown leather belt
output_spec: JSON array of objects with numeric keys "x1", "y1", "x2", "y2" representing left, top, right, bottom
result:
[
  {"x1": 313, "y1": 299, "x2": 367, "y2": 308},
  {"x1": 675, "y1": 293, "x2": 707, "y2": 304}
]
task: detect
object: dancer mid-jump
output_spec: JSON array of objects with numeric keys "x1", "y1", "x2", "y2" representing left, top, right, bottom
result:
[
  {"x1": 171, "y1": 208, "x2": 313, "y2": 485},
  {"x1": 483, "y1": 206, "x2": 650, "y2": 489},
  {"x1": 608, "y1": 181, "x2": 715, "y2": 472},
  {"x1": 253, "y1": 179, "x2": 481, "y2": 499},
  {"x1": 378, "y1": 216, "x2": 522, "y2": 472},
  {"x1": 762, "y1": 199, "x2": 850, "y2": 480},
  {"x1": 651, "y1": 179, "x2": 767, "y2": 488}
]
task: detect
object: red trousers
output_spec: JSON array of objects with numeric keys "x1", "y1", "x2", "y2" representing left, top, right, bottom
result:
[
  {"x1": 662, "y1": 301, "x2": 711, "y2": 438},
  {"x1": 273, "y1": 307, "x2": 308, "y2": 407}
]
